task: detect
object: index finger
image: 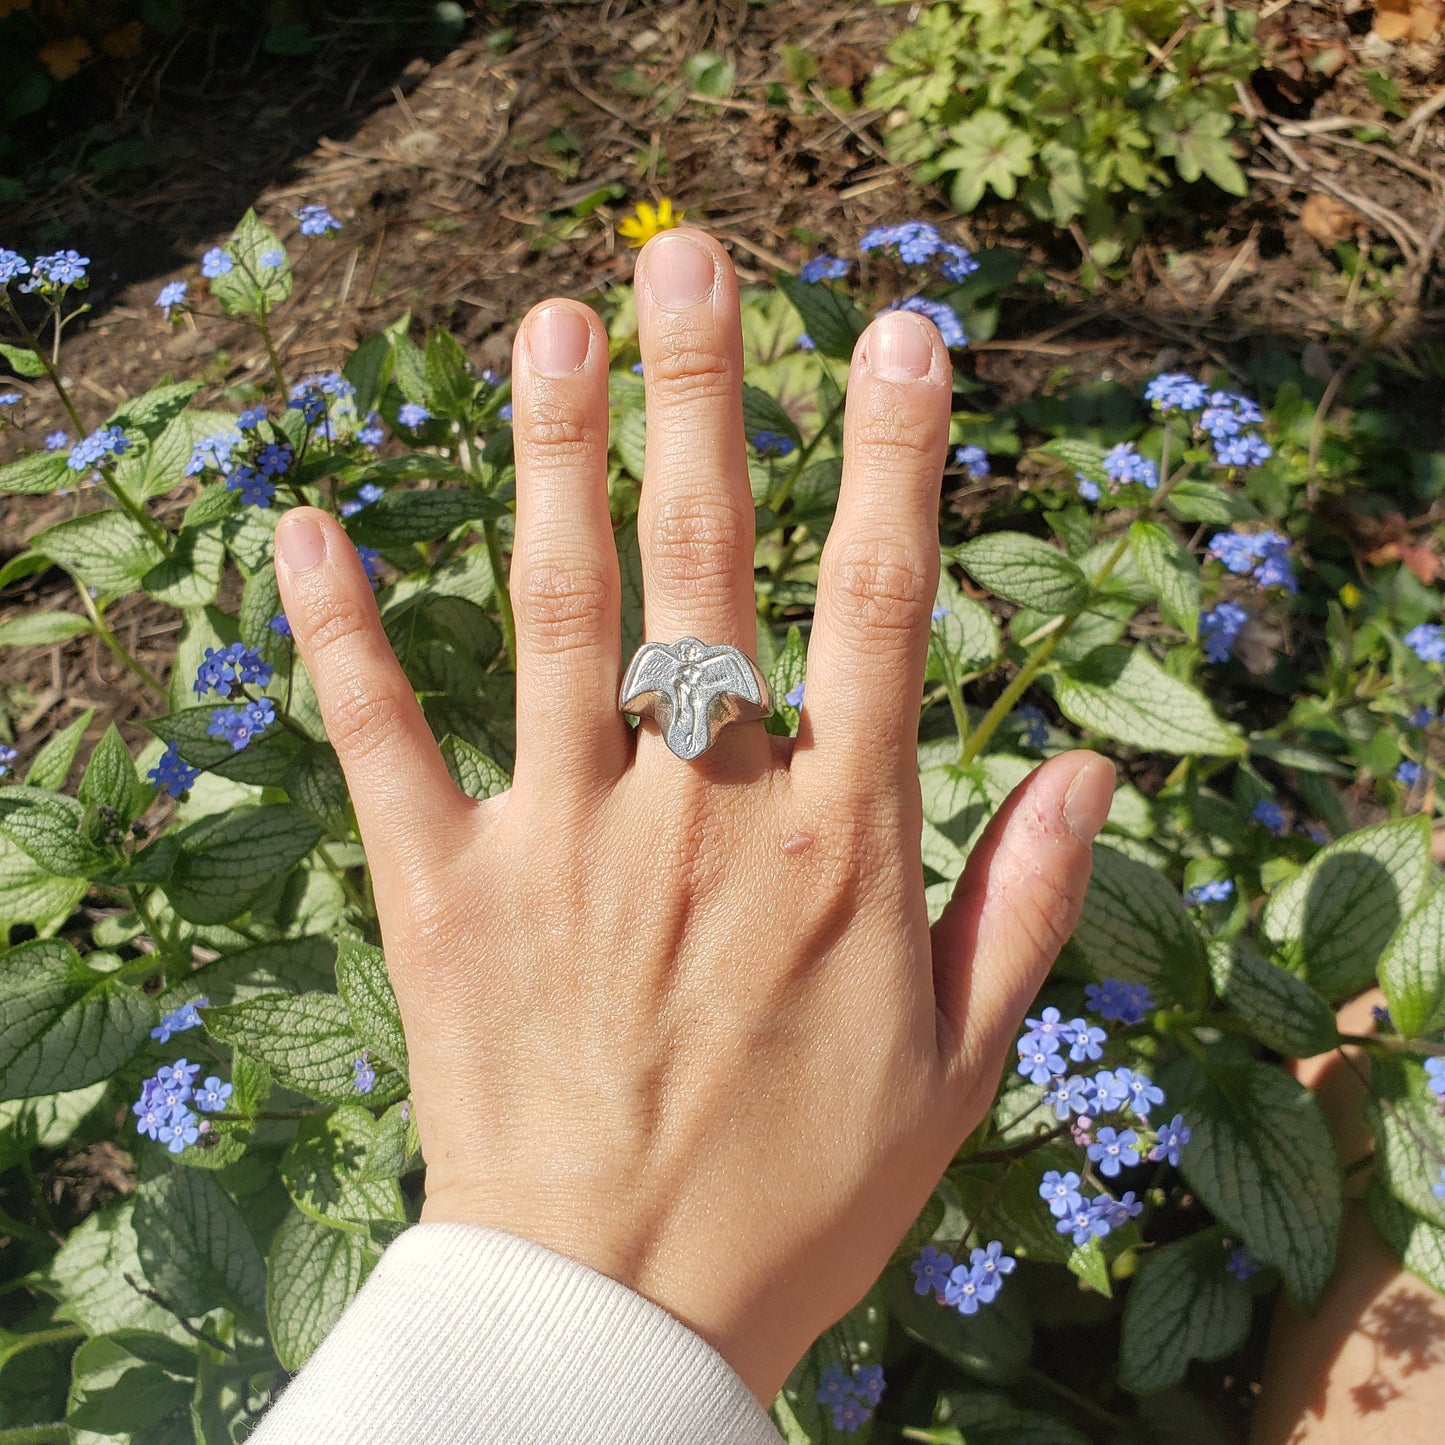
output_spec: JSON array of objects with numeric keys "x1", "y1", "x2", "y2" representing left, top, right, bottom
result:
[{"x1": 791, "y1": 311, "x2": 952, "y2": 797}]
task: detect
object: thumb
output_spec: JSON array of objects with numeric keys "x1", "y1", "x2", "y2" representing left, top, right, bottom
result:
[{"x1": 931, "y1": 751, "x2": 1114, "y2": 1095}]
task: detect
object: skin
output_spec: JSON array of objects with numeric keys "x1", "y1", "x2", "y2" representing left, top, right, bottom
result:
[{"x1": 272, "y1": 228, "x2": 1116, "y2": 1404}]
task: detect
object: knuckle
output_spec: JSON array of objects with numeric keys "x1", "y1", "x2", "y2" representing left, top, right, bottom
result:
[
  {"x1": 520, "y1": 399, "x2": 605, "y2": 465},
  {"x1": 323, "y1": 677, "x2": 406, "y2": 763},
  {"x1": 854, "y1": 390, "x2": 946, "y2": 463},
  {"x1": 648, "y1": 343, "x2": 735, "y2": 406},
  {"x1": 827, "y1": 535, "x2": 934, "y2": 635},
  {"x1": 512, "y1": 556, "x2": 616, "y2": 651},
  {"x1": 302, "y1": 591, "x2": 373, "y2": 659},
  {"x1": 647, "y1": 499, "x2": 748, "y2": 589}
]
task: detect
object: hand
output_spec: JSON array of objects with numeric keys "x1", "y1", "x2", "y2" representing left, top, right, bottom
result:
[{"x1": 272, "y1": 228, "x2": 1115, "y2": 1402}]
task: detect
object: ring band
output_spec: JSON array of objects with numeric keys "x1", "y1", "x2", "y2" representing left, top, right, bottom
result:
[{"x1": 619, "y1": 637, "x2": 773, "y2": 761}]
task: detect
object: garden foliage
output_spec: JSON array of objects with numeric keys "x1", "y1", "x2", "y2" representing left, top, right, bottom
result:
[
  {"x1": 1, "y1": 207, "x2": 1444, "y2": 1442},
  {"x1": 865, "y1": 0, "x2": 1260, "y2": 265}
]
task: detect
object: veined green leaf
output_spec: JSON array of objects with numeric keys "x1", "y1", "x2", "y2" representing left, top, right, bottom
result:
[
  {"x1": 279, "y1": 1105, "x2": 406, "y2": 1233},
  {"x1": 165, "y1": 804, "x2": 322, "y2": 924},
  {"x1": 1118, "y1": 1231, "x2": 1251, "y2": 1393},
  {"x1": 1261, "y1": 817, "x2": 1430, "y2": 1000},
  {"x1": 1378, "y1": 883, "x2": 1445, "y2": 1038},
  {"x1": 777, "y1": 272, "x2": 867, "y2": 362},
  {"x1": 336, "y1": 934, "x2": 408, "y2": 1074},
  {"x1": 0, "y1": 610, "x2": 92, "y2": 647},
  {"x1": 0, "y1": 788, "x2": 110, "y2": 877},
  {"x1": 30, "y1": 508, "x2": 165, "y2": 596},
  {"x1": 439, "y1": 735, "x2": 510, "y2": 800},
  {"x1": 956, "y1": 532, "x2": 1087, "y2": 613},
  {"x1": 1071, "y1": 844, "x2": 1207, "y2": 1006},
  {"x1": 0, "y1": 450, "x2": 71, "y2": 495},
  {"x1": 1182, "y1": 1062, "x2": 1342, "y2": 1306},
  {"x1": 1208, "y1": 938, "x2": 1339, "y2": 1057},
  {"x1": 1367, "y1": 1179, "x2": 1445, "y2": 1293},
  {"x1": 1053, "y1": 646, "x2": 1244, "y2": 757},
  {"x1": 1130, "y1": 519, "x2": 1201, "y2": 641},
  {"x1": 0, "y1": 938, "x2": 155, "y2": 1101},
  {"x1": 1366, "y1": 1056, "x2": 1445, "y2": 1228},
  {"x1": 267, "y1": 1208, "x2": 376, "y2": 1370}
]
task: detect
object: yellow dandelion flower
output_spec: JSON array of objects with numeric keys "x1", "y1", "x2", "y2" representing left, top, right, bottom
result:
[{"x1": 617, "y1": 197, "x2": 685, "y2": 249}]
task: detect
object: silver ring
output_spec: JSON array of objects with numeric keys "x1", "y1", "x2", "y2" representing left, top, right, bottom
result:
[{"x1": 620, "y1": 637, "x2": 773, "y2": 761}]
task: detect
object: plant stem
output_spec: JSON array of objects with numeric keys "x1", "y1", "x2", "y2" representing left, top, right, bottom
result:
[
  {"x1": 482, "y1": 518, "x2": 517, "y2": 671},
  {"x1": 76, "y1": 585, "x2": 166, "y2": 697},
  {"x1": 1023, "y1": 1366, "x2": 1129, "y2": 1432},
  {"x1": 767, "y1": 388, "x2": 846, "y2": 516},
  {"x1": 316, "y1": 842, "x2": 368, "y2": 913},
  {"x1": 255, "y1": 308, "x2": 288, "y2": 397}
]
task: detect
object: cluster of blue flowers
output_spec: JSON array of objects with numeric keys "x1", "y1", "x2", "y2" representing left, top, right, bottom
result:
[
  {"x1": 1076, "y1": 442, "x2": 1159, "y2": 503},
  {"x1": 1251, "y1": 799, "x2": 1287, "y2": 834},
  {"x1": 185, "y1": 418, "x2": 295, "y2": 508},
  {"x1": 858, "y1": 221, "x2": 980, "y2": 282},
  {"x1": 66, "y1": 425, "x2": 131, "y2": 474},
  {"x1": 1200, "y1": 599, "x2": 1248, "y2": 664},
  {"x1": 799, "y1": 254, "x2": 850, "y2": 284},
  {"x1": 814, "y1": 1362, "x2": 885, "y2": 1433},
  {"x1": 0, "y1": 743, "x2": 17, "y2": 778},
  {"x1": 1084, "y1": 978, "x2": 1153, "y2": 1025},
  {"x1": 147, "y1": 740, "x2": 201, "y2": 798},
  {"x1": 207, "y1": 698, "x2": 276, "y2": 751},
  {"x1": 151, "y1": 998, "x2": 206, "y2": 1043},
  {"x1": 132, "y1": 1050, "x2": 232, "y2": 1155},
  {"x1": 1184, "y1": 877, "x2": 1234, "y2": 906},
  {"x1": 1406, "y1": 623, "x2": 1445, "y2": 665},
  {"x1": 296, "y1": 204, "x2": 342, "y2": 236},
  {"x1": 155, "y1": 281, "x2": 188, "y2": 315},
  {"x1": 911, "y1": 1239, "x2": 1017, "y2": 1320},
  {"x1": 1144, "y1": 373, "x2": 1273, "y2": 470},
  {"x1": 15, "y1": 249, "x2": 90, "y2": 293},
  {"x1": 289, "y1": 371, "x2": 358, "y2": 430},
  {"x1": 397, "y1": 401, "x2": 430, "y2": 429},
  {"x1": 954, "y1": 444, "x2": 990, "y2": 480},
  {"x1": 1207, "y1": 530, "x2": 1297, "y2": 593},
  {"x1": 749, "y1": 430, "x2": 795, "y2": 458},
  {"x1": 1016, "y1": 703, "x2": 1048, "y2": 750},
  {"x1": 193, "y1": 643, "x2": 273, "y2": 700},
  {"x1": 1040, "y1": 1169, "x2": 1143, "y2": 1245}
]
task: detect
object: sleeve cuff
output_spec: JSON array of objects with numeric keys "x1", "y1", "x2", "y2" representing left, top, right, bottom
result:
[{"x1": 251, "y1": 1221, "x2": 784, "y2": 1445}]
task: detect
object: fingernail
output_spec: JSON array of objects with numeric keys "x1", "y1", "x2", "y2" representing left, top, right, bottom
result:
[
  {"x1": 867, "y1": 312, "x2": 935, "y2": 381},
  {"x1": 645, "y1": 230, "x2": 716, "y2": 309},
  {"x1": 276, "y1": 512, "x2": 326, "y2": 572},
  {"x1": 528, "y1": 305, "x2": 591, "y2": 377},
  {"x1": 1062, "y1": 756, "x2": 1116, "y2": 843}
]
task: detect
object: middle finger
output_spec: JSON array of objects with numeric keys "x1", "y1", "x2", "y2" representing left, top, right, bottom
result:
[{"x1": 635, "y1": 229, "x2": 757, "y2": 659}]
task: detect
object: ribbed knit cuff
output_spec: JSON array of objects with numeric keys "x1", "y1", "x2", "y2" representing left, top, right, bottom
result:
[{"x1": 251, "y1": 1222, "x2": 784, "y2": 1444}]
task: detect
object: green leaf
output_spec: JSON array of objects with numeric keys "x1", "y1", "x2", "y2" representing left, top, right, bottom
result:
[
  {"x1": 46, "y1": 1201, "x2": 190, "y2": 1341},
  {"x1": 1261, "y1": 817, "x2": 1431, "y2": 1000},
  {"x1": 956, "y1": 532, "x2": 1087, "y2": 612},
  {"x1": 0, "y1": 939, "x2": 155, "y2": 1101},
  {"x1": 267, "y1": 1208, "x2": 376, "y2": 1370},
  {"x1": 284, "y1": 742, "x2": 352, "y2": 835},
  {"x1": 79, "y1": 725, "x2": 143, "y2": 825},
  {"x1": 1037, "y1": 438, "x2": 1110, "y2": 491},
  {"x1": 424, "y1": 329, "x2": 475, "y2": 417},
  {"x1": 929, "y1": 570, "x2": 999, "y2": 679},
  {"x1": 182, "y1": 481, "x2": 240, "y2": 528},
  {"x1": 1208, "y1": 938, "x2": 1340, "y2": 1057},
  {"x1": 1118, "y1": 1232, "x2": 1252, "y2": 1393},
  {"x1": 1367, "y1": 1179, "x2": 1445, "y2": 1293},
  {"x1": 0, "y1": 832, "x2": 88, "y2": 940},
  {"x1": 336, "y1": 934, "x2": 408, "y2": 1074},
  {"x1": 1164, "y1": 479, "x2": 1258, "y2": 525},
  {"x1": 279, "y1": 1105, "x2": 406, "y2": 1232},
  {"x1": 1366, "y1": 1055, "x2": 1445, "y2": 1228},
  {"x1": 239, "y1": 563, "x2": 285, "y2": 651},
  {"x1": 0, "y1": 788, "x2": 110, "y2": 877},
  {"x1": 1067, "y1": 1237, "x2": 1112, "y2": 1297},
  {"x1": 142, "y1": 524, "x2": 226, "y2": 609},
  {"x1": 165, "y1": 804, "x2": 322, "y2": 924},
  {"x1": 133, "y1": 1165, "x2": 267, "y2": 1322},
  {"x1": 777, "y1": 272, "x2": 867, "y2": 362},
  {"x1": 1182, "y1": 1062, "x2": 1342, "y2": 1305},
  {"x1": 1053, "y1": 645, "x2": 1245, "y2": 757},
  {"x1": 0, "y1": 450, "x2": 71, "y2": 495},
  {"x1": 343, "y1": 329, "x2": 398, "y2": 418},
  {"x1": 1071, "y1": 844, "x2": 1208, "y2": 1006},
  {"x1": 23, "y1": 708, "x2": 94, "y2": 790},
  {"x1": 110, "y1": 381, "x2": 203, "y2": 437},
  {"x1": 767, "y1": 625, "x2": 806, "y2": 737},
  {"x1": 928, "y1": 1390, "x2": 1089, "y2": 1445},
  {"x1": 204, "y1": 992, "x2": 398, "y2": 1103},
  {"x1": 66, "y1": 1331, "x2": 196, "y2": 1433},
  {"x1": 0, "y1": 611, "x2": 91, "y2": 647},
  {"x1": 1130, "y1": 520, "x2": 1201, "y2": 641},
  {"x1": 741, "y1": 384, "x2": 802, "y2": 449},
  {"x1": 439, "y1": 735, "x2": 510, "y2": 800},
  {"x1": 1378, "y1": 883, "x2": 1445, "y2": 1039},
  {"x1": 209, "y1": 210, "x2": 292, "y2": 317},
  {"x1": 30, "y1": 509, "x2": 165, "y2": 596},
  {"x1": 0, "y1": 341, "x2": 46, "y2": 378},
  {"x1": 345, "y1": 488, "x2": 504, "y2": 548},
  {"x1": 144, "y1": 704, "x2": 301, "y2": 787},
  {"x1": 939, "y1": 110, "x2": 1037, "y2": 208},
  {"x1": 118, "y1": 406, "x2": 236, "y2": 503}
]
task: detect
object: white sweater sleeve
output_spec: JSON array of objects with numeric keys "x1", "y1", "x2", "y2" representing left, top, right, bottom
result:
[{"x1": 250, "y1": 1222, "x2": 785, "y2": 1445}]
